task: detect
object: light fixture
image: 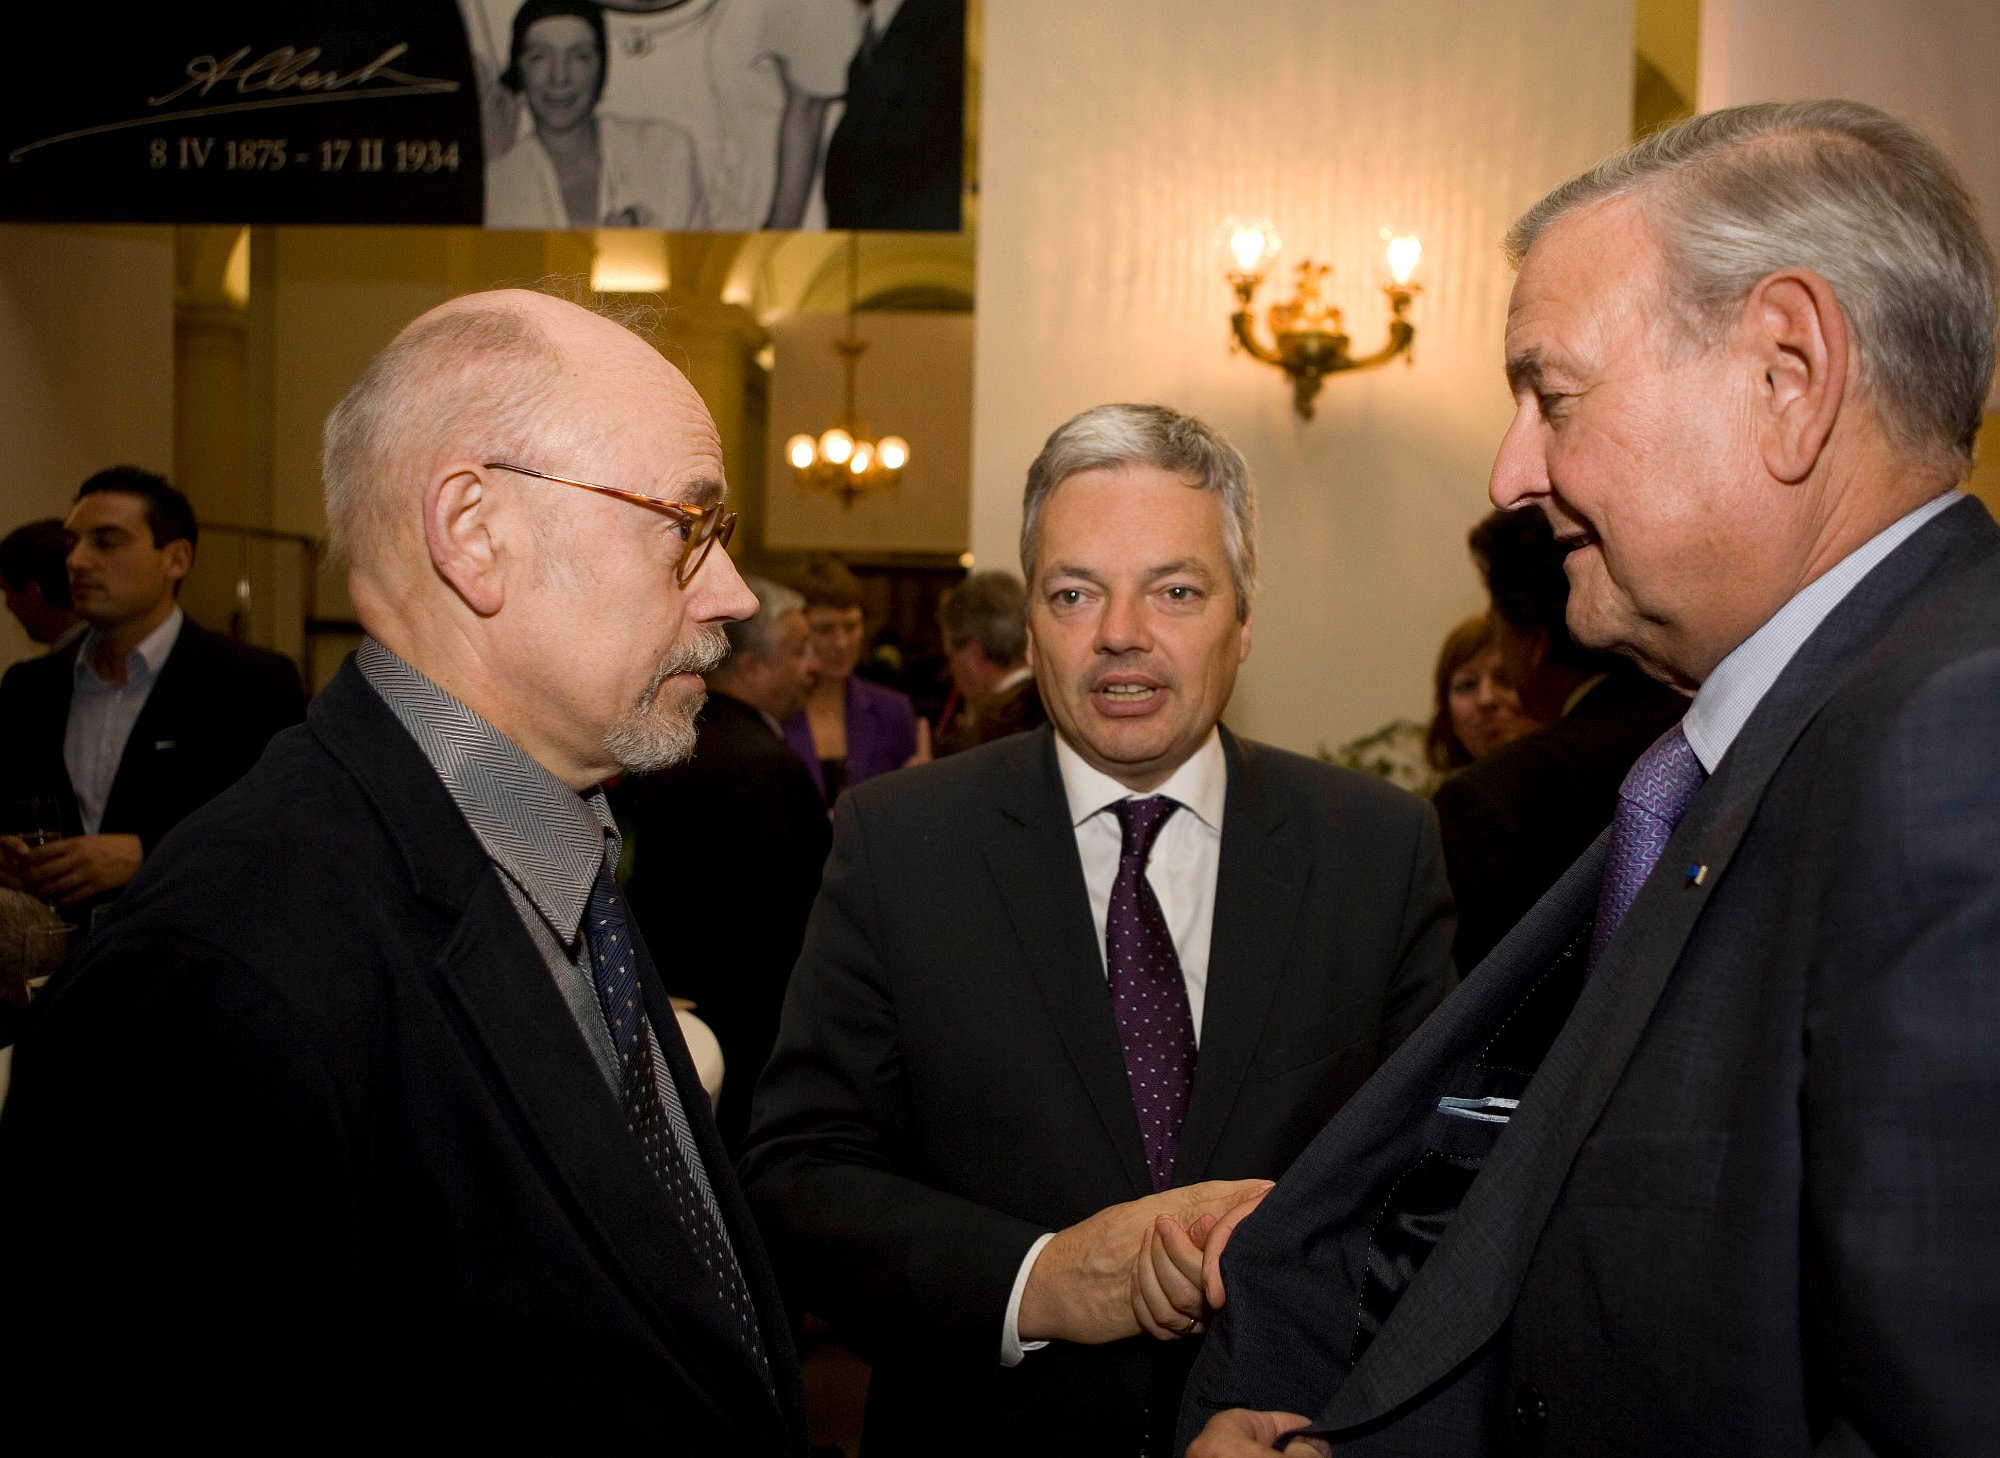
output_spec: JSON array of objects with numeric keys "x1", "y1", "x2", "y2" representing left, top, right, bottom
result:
[
  {"x1": 1222, "y1": 218, "x2": 1422, "y2": 419},
  {"x1": 785, "y1": 234, "x2": 909, "y2": 506}
]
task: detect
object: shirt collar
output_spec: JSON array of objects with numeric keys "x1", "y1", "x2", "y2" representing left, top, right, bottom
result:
[
  {"x1": 1682, "y1": 490, "x2": 1961, "y2": 773},
  {"x1": 1054, "y1": 725, "x2": 1228, "y2": 834},
  {"x1": 73, "y1": 605, "x2": 183, "y2": 689},
  {"x1": 357, "y1": 638, "x2": 617, "y2": 945}
]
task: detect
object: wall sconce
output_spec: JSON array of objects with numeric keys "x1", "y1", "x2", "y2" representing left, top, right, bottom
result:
[{"x1": 1222, "y1": 219, "x2": 1421, "y2": 419}]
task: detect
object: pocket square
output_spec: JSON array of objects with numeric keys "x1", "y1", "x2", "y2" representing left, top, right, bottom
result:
[
  {"x1": 1436, "y1": 1094, "x2": 1520, "y2": 1125},
  {"x1": 153, "y1": 740, "x2": 178, "y2": 750}
]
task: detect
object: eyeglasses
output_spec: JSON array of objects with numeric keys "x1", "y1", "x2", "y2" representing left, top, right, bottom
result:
[{"x1": 483, "y1": 461, "x2": 738, "y2": 587}]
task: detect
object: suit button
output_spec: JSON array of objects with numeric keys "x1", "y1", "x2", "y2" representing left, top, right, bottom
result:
[{"x1": 1512, "y1": 1382, "x2": 1549, "y2": 1437}]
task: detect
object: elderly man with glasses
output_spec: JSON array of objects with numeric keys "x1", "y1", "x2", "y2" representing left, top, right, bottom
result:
[{"x1": 0, "y1": 290, "x2": 808, "y2": 1452}]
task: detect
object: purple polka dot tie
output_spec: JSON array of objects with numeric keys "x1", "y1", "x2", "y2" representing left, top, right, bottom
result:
[
  {"x1": 1589, "y1": 725, "x2": 1706, "y2": 971},
  {"x1": 1107, "y1": 797, "x2": 1198, "y2": 1192}
]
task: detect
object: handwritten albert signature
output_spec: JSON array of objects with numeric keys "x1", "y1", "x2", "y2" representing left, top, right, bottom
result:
[
  {"x1": 148, "y1": 42, "x2": 446, "y2": 108},
  {"x1": 9, "y1": 41, "x2": 460, "y2": 164}
]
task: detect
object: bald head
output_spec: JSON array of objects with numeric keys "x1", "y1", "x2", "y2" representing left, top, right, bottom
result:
[{"x1": 323, "y1": 289, "x2": 685, "y2": 586}]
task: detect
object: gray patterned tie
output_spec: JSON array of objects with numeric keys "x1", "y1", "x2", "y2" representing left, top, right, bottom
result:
[
  {"x1": 584, "y1": 869, "x2": 769, "y2": 1383},
  {"x1": 1589, "y1": 725, "x2": 1706, "y2": 971},
  {"x1": 1107, "y1": 797, "x2": 1198, "y2": 1191}
]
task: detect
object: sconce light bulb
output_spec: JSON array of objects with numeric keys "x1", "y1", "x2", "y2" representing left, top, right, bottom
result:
[
  {"x1": 1384, "y1": 233, "x2": 1422, "y2": 287},
  {"x1": 786, "y1": 434, "x2": 817, "y2": 469},
  {"x1": 819, "y1": 428, "x2": 855, "y2": 465},
  {"x1": 849, "y1": 443, "x2": 874, "y2": 474},
  {"x1": 877, "y1": 436, "x2": 909, "y2": 471},
  {"x1": 1220, "y1": 216, "x2": 1280, "y2": 277}
]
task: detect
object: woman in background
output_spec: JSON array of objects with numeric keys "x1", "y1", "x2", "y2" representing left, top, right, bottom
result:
[
  {"x1": 782, "y1": 560, "x2": 923, "y2": 806},
  {"x1": 1426, "y1": 614, "x2": 1536, "y2": 776}
]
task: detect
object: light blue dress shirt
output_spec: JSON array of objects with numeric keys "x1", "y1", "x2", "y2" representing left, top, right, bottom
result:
[
  {"x1": 64, "y1": 606, "x2": 184, "y2": 834},
  {"x1": 1681, "y1": 492, "x2": 1960, "y2": 773}
]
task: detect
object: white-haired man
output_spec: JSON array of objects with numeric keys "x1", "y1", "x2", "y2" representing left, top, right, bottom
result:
[
  {"x1": 742, "y1": 402, "x2": 1456, "y2": 1456},
  {"x1": 1178, "y1": 99, "x2": 2000, "y2": 1457},
  {"x1": 0, "y1": 291, "x2": 807, "y2": 1451}
]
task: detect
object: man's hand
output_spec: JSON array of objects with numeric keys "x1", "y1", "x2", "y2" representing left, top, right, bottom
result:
[
  {"x1": 19, "y1": 834, "x2": 143, "y2": 905},
  {"x1": 0, "y1": 834, "x2": 31, "y2": 892},
  {"x1": 1132, "y1": 1180, "x2": 1273, "y2": 1337},
  {"x1": 1186, "y1": 1408, "x2": 1329, "y2": 1458},
  {"x1": 904, "y1": 717, "x2": 933, "y2": 769},
  {"x1": 1018, "y1": 1179, "x2": 1272, "y2": 1345}
]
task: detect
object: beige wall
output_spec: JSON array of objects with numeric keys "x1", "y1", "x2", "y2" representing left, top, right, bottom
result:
[
  {"x1": 764, "y1": 312, "x2": 973, "y2": 556},
  {"x1": 0, "y1": 226, "x2": 175, "y2": 671},
  {"x1": 970, "y1": 0, "x2": 1634, "y2": 756}
]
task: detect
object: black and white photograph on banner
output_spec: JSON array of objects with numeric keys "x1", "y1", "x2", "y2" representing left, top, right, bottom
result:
[{"x1": 461, "y1": 0, "x2": 967, "y2": 232}]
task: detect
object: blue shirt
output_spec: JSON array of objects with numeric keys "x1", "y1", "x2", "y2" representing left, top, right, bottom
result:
[
  {"x1": 65, "y1": 606, "x2": 184, "y2": 834},
  {"x1": 1682, "y1": 492, "x2": 1961, "y2": 773}
]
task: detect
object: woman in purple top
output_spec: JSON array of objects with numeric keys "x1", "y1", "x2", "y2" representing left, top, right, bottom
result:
[{"x1": 781, "y1": 560, "x2": 920, "y2": 804}]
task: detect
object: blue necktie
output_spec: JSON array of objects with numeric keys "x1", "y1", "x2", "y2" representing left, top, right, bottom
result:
[
  {"x1": 1107, "y1": 797, "x2": 1198, "y2": 1191},
  {"x1": 584, "y1": 869, "x2": 768, "y2": 1381},
  {"x1": 1589, "y1": 725, "x2": 1706, "y2": 970}
]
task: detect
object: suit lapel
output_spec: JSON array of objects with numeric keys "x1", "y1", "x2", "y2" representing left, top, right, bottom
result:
[
  {"x1": 1176, "y1": 730, "x2": 1307, "y2": 1181},
  {"x1": 101, "y1": 620, "x2": 203, "y2": 831},
  {"x1": 981, "y1": 729, "x2": 1154, "y2": 1198},
  {"x1": 312, "y1": 663, "x2": 794, "y2": 1446},
  {"x1": 1324, "y1": 498, "x2": 2000, "y2": 1429}
]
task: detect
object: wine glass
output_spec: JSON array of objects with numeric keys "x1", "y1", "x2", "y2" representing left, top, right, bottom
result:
[{"x1": 8, "y1": 796, "x2": 75, "y2": 929}]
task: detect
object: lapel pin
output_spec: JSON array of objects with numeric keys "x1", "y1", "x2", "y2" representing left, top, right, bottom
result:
[{"x1": 1686, "y1": 863, "x2": 1708, "y2": 887}]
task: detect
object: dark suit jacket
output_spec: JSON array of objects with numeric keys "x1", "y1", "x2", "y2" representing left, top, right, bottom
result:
[
  {"x1": 0, "y1": 659, "x2": 806, "y2": 1452},
  {"x1": 823, "y1": 0, "x2": 966, "y2": 231},
  {"x1": 782, "y1": 674, "x2": 919, "y2": 802},
  {"x1": 1179, "y1": 498, "x2": 2000, "y2": 1457},
  {"x1": 622, "y1": 690, "x2": 832, "y2": 1151},
  {"x1": 0, "y1": 616, "x2": 305, "y2": 852},
  {"x1": 740, "y1": 724, "x2": 1455, "y2": 1456},
  {"x1": 937, "y1": 675, "x2": 1048, "y2": 758},
  {"x1": 1432, "y1": 664, "x2": 1686, "y2": 968}
]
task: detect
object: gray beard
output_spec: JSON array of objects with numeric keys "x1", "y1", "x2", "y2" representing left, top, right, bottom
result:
[{"x1": 602, "y1": 627, "x2": 730, "y2": 772}]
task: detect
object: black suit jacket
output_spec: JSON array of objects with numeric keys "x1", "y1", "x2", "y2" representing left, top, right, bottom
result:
[
  {"x1": 622, "y1": 690, "x2": 832, "y2": 1151},
  {"x1": 1432, "y1": 664, "x2": 1686, "y2": 968},
  {"x1": 823, "y1": 0, "x2": 966, "y2": 230},
  {"x1": 0, "y1": 659, "x2": 806, "y2": 1452},
  {"x1": 0, "y1": 616, "x2": 305, "y2": 851},
  {"x1": 1180, "y1": 498, "x2": 2000, "y2": 1456},
  {"x1": 740, "y1": 724, "x2": 1455, "y2": 1456}
]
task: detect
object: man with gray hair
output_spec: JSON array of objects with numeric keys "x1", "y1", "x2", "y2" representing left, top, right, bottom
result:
[
  {"x1": 0, "y1": 290, "x2": 808, "y2": 1450},
  {"x1": 623, "y1": 573, "x2": 829, "y2": 1151},
  {"x1": 935, "y1": 568, "x2": 1046, "y2": 755},
  {"x1": 743, "y1": 402, "x2": 1455, "y2": 1455},
  {"x1": 1179, "y1": 100, "x2": 2000, "y2": 1456}
]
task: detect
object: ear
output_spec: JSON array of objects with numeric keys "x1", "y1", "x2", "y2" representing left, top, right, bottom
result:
[
  {"x1": 1235, "y1": 606, "x2": 1253, "y2": 663},
  {"x1": 1743, "y1": 269, "x2": 1849, "y2": 485},
  {"x1": 160, "y1": 538, "x2": 194, "y2": 586},
  {"x1": 422, "y1": 463, "x2": 509, "y2": 617},
  {"x1": 1024, "y1": 618, "x2": 1039, "y2": 672}
]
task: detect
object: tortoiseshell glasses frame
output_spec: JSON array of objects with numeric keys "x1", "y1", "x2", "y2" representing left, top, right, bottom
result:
[{"x1": 483, "y1": 461, "x2": 737, "y2": 586}]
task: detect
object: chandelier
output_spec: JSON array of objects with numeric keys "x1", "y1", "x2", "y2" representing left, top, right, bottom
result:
[
  {"x1": 1221, "y1": 219, "x2": 1423, "y2": 420},
  {"x1": 785, "y1": 234, "x2": 909, "y2": 506}
]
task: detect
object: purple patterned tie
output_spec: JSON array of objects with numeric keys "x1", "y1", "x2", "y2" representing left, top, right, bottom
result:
[
  {"x1": 1589, "y1": 725, "x2": 1706, "y2": 971},
  {"x1": 1107, "y1": 796, "x2": 1198, "y2": 1191}
]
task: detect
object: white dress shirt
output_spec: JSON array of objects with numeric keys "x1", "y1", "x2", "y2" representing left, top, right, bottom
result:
[
  {"x1": 64, "y1": 606, "x2": 183, "y2": 835},
  {"x1": 1001, "y1": 728, "x2": 1230, "y2": 1365},
  {"x1": 1682, "y1": 492, "x2": 1960, "y2": 773}
]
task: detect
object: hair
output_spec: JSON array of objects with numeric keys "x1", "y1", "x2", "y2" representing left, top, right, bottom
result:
[
  {"x1": 717, "y1": 575, "x2": 806, "y2": 673},
  {"x1": 1505, "y1": 99, "x2": 1997, "y2": 477},
  {"x1": 938, "y1": 570, "x2": 1028, "y2": 667},
  {"x1": 321, "y1": 305, "x2": 563, "y2": 573},
  {"x1": 1426, "y1": 614, "x2": 1497, "y2": 773},
  {"x1": 793, "y1": 557, "x2": 865, "y2": 613},
  {"x1": 1468, "y1": 508, "x2": 1608, "y2": 675},
  {"x1": 0, "y1": 519, "x2": 73, "y2": 605},
  {"x1": 76, "y1": 466, "x2": 197, "y2": 552},
  {"x1": 1020, "y1": 404, "x2": 1257, "y2": 619},
  {"x1": 501, "y1": 0, "x2": 608, "y2": 105}
]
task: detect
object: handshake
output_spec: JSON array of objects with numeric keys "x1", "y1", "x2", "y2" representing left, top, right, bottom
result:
[{"x1": 1016, "y1": 1177, "x2": 1273, "y2": 1346}]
